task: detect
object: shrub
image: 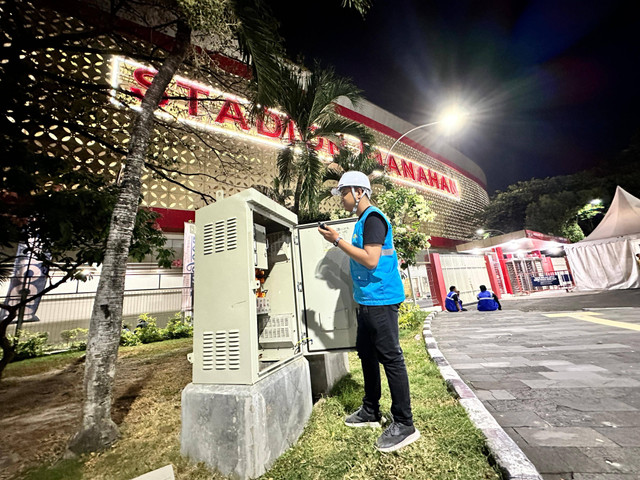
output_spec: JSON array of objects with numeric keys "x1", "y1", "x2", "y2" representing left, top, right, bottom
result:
[
  {"x1": 60, "y1": 328, "x2": 88, "y2": 351},
  {"x1": 11, "y1": 331, "x2": 49, "y2": 361},
  {"x1": 398, "y1": 302, "x2": 427, "y2": 330},
  {"x1": 120, "y1": 329, "x2": 141, "y2": 347},
  {"x1": 134, "y1": 313, "x2": 163, "y2": 344},
  {"x1": 164, "y1": 312, "x2": 193, "y2": 339}
]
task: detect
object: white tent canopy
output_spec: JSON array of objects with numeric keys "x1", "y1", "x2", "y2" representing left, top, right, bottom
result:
[
  {"x1": 582, "y1": 186, "x2": 640, "y2": 241},
  {"x1": 565, "y1": 186, "x2": 640, "y2": 290}
]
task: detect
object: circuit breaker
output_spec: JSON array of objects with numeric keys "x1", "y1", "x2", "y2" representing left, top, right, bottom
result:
[{"x1": 192, "y1": 188, "x2": 358, "y2": 385}]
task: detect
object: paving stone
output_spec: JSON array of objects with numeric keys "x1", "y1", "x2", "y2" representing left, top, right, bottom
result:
[
  {"x1": 494, "y1": 411, "x2": 550, "y2": 428},
  {"x1": 555, "y1": 398, "x2": 637, "y2": 412},
  {"x1": 476, "y1": 390, "x2": 496, "y2": 401},
  {"x1": 462, "y1": 374, "x2": 498, "y2": 382},
  {"x1": 589, "y1": 412, "x2": 640, "y2": 427},
  {"x1": 572, "y1": 474, "x2": 639, "y2": 479},
  {"x1": 431, "y1": 298, "x2": 640, "y2": 479},
  {"x1": 580, "y1": 447, "x2": 640, "y2": 474},
  {"x1": 546, "y1": 364, "x2": 609, "y2": 372},
  {"x1": 470, "y1": 380, "x2": 531, "y2": 390},
  {"x1": 491, "y1": 389, "x2": 517, "y2": 400},
  {"x1": 521, "y1": 447, "x2": 610, "y2": 474},
  {"x1": 593, "y1": 427, "x2": 640, "y2": 447},
  {"x1": 514, "y1": 427, "x2": 619, "y2": 448},
  {"x1": 539, "y1": 372, "x2": 609, "y2": 382},
  {"x1": 529, "y1": 360, "x2": 574, "y2": 367}
]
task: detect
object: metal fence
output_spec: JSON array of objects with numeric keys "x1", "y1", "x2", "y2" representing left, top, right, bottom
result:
[
  {"x1": 2, "y1": 272, "x2": 193, "y2": 346},
  {"x1": 505, "y1": 258, "x2": 574, "y2": 294}
]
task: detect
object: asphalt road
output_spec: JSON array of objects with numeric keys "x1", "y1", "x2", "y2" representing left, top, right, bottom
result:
[{"x1": 431, "y1": 288, "x2": 640, "y2": 480}]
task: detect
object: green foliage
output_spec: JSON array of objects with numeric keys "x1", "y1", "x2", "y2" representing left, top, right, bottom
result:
[
  {"x1": 119, "y1": 329, "x2": 141, "y2": 347},
  {"x1": 59, "y1": 328, "x2": 88, "y2": 351},
  {"x1": 175, "y1": 0, "x2": 232, "y2": 33},
  {"x1": 120, "y1": 312, "x2": 193, "y2": 346},
  {"x1": 164, "y1": 313, "x2": 194, "y2": 339},
  {"x1": 134, "y1": 314, "x2": 164, "y2": 344},
  {"x1": 8, "y1": 332, "x2": 49, "y2": 361},
  {"x1": 262, "y1": 62, "x2": 373, "y2": 216},
  {"x1": 478, "y1": 132, "x2": 640, "y2": 240},
  {"x1": 376, "y1": 187, "x2": 436, "y2": 268},
  {"x1": 398, "y1": 302, "x2": 427, "y2": 330}
]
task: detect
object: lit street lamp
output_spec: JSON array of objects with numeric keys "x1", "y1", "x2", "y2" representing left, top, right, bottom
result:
[{"x1": 383, "y1": 106, "x2": 469, "y2": 166}]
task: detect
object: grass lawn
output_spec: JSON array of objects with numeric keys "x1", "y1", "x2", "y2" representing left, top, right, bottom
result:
[{"x1": 15, "y1": 330, "x2": 500, "y2": 480}]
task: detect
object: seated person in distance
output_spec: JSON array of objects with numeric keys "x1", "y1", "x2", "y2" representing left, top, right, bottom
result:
[
  {"x1": 476, "y1": 284, "x2": 501, "y2": 311},
  {"x1": 445, "y1": 286, "x2": 466, "y2": 312}
]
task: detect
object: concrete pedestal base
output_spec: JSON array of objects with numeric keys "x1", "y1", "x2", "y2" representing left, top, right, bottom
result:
[
  {"x1": 180, "y1": 356, "x2": 312, "y2": 480},
  {"x1": 306, "y1": 352, "x2": 350, "y2": 397}
]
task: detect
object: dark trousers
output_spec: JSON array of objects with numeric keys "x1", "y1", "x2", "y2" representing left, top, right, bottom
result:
[{"x1": 356, "y1": 304, "x2": 413, "y2": 426}]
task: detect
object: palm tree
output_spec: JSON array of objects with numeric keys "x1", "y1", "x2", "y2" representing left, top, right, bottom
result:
[{"x1": 260, "y1": 62, "x2": 374, "y2": 217}]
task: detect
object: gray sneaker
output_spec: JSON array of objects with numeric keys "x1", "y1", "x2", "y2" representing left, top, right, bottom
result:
[
  {"x1": 344, "y1": 406, "x2": 384, "y2": 428},
  {"x1": 375, "y1": 421, "x2": 420, "y2": 452}
]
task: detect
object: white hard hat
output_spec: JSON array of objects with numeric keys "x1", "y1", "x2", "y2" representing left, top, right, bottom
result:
[{"x1": 331, "y1": 171, "x2": 371, "y2": 196}]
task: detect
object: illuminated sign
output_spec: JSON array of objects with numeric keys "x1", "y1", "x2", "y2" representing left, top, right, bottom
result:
[
  {"x1": 372, "y1": 150, "x2": 459, "y2": 198},
  {"x1": 109, "y1": 56, "x2": 460, "y2": 199}
]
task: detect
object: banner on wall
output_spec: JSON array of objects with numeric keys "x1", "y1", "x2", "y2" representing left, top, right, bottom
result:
[
  {"x1": 0, "y1": 243, "x2": 49, "y2": 324},
  {"x1": 182, "y1": 222, "x2": 196, "y2": 313}
]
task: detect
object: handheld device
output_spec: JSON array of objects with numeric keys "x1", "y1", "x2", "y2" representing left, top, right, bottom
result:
[{"x1": 318, "y1": 222, "x2": 328, "y2": 230}]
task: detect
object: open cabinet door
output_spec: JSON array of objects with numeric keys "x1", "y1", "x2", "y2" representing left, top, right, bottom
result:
[{"x1": 295, "y1": 218, "x2": 358, "y2": 353}]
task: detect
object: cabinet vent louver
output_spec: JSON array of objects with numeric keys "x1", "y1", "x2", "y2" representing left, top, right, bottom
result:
[
  {"x1": 226, "y1": 218, "x2": 237, "y2": 250},
  {"x1": 202, "y1": 331, "x2": 215, "y2": 370},
  {"x1": 215, "y1": 330, "x2": 227, "y2": 370},
  {"x1": 203, "y1": 224, "x2": 214, "y2": 255},
  {"x1": 210, "y1": 218, "x2": 237, "y2": 253},
  {"x1": 228, "y1": 329, "x2": 240, "y2": 369},
  {"x1": 214, "y1": 220, "x2": 225, "y2": 253}
]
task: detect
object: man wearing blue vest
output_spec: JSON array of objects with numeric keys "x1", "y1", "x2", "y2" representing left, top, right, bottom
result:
[
  {"x1": 318, "y1": 171, "x2": 420, "y2": 453},
  {"x1": 445, "y1": 286, "x2": 466, "y2": 312},
  {"x1": 476, "y1": 285, "x2": 501, "y2": 311}
]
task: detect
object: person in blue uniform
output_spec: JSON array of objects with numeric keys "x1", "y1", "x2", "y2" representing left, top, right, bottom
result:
[
  {"x1": 476, "y1": 285, "x2": 501, "y2": 311},
  {"x1": 445, "y1": 286, "x2": 466, "y2": 312},
  {"x1": 318, "y1": 171, "x2": 420, "y2": 453}
]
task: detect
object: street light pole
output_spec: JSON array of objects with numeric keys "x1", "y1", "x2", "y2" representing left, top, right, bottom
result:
[
  {"x1": 381, "y1": 110, "x2": 468, "y2": 306},
  {"x1": 383, "y1": 121, "x2": 440, "y2": 166},
  {"x1": 384, "y1": 121, "x2": 440, "y2": 307}
]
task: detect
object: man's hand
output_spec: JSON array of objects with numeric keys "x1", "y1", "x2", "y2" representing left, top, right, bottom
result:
[
  {"x1": 318, "y1": 224, "x2": 339, "y2": 244},
  {"x1": 318, "y1": 224, "x2": 381, "y2": 269}
]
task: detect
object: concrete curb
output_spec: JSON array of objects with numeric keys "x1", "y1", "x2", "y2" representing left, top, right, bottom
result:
[{"x1": 422, "y1": 311, "x2": 543, "y2": 480}]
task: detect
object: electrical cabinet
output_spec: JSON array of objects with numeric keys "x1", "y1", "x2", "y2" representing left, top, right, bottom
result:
[{"x1": 193, "y1": 188, "x2": 357, "y2": 385}]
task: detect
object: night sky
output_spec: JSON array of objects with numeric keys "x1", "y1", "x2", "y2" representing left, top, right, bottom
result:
[{"x1": 269, "y1": 0, "x2": 640, "y2": 193}]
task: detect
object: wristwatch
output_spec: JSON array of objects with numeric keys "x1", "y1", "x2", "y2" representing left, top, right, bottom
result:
[{"x1": 333, "y1": 236, "x2": 342, "y2": 247}]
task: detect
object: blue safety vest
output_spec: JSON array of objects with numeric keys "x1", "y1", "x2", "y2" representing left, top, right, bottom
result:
[
  {"x1": 445, "y1": 291, "x2": 460, "y2": 312},
  {"x1": 477, "y1": 290, "x2": 499, "y2": 311},
  {"x1": 350, "y1": 206, "x2": 405, "y2": 306}
]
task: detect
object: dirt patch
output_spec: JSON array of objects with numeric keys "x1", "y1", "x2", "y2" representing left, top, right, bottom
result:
[{"x1": 0, "y1": 343, "x2": 192, "y2": 480}]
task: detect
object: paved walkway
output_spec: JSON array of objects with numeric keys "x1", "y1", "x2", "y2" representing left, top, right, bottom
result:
[{"x1": 431, "y1": 289, "x2": 640, "y2": 480}]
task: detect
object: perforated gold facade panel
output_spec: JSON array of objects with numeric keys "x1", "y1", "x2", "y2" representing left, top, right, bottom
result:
[{"x1": 4, "y1": 1, "x2": 487, "y2": 242}]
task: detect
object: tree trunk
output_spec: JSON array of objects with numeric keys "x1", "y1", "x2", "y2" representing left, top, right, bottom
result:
[
  {"x1": 0, "y1": 308, "x2": 18, "y2": 378},
  {"x1": 68, "y1": 20, "x2": 191, "y2": 454}
]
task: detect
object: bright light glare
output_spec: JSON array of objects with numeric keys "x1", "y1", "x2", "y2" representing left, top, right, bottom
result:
[
  {"x1": 476, "y1": 228, "x2": 485, "y2": 235},
  {"x1": 589, "y1": 198, "x2": 602, "y2": 205},
  {"x1": 438, "y1": 106, "x2": 468, "y2": 134}
]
